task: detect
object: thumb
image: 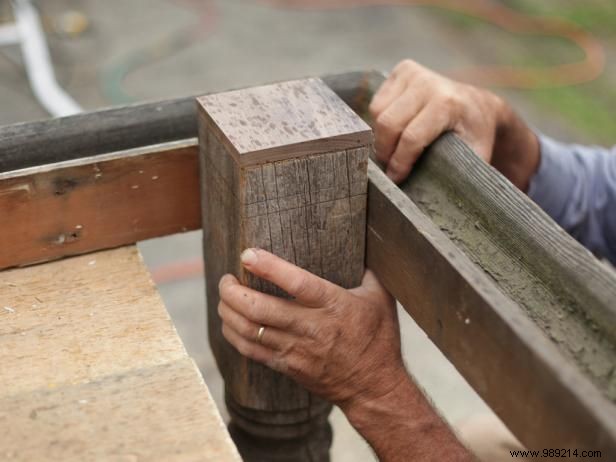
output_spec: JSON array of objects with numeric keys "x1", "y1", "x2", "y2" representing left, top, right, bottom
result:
[{"x1": 350, "y1": 270, "x2": 394, "y2": 305}]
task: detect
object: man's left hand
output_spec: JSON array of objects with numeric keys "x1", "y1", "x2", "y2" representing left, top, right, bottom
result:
[{"x1": 218, "y1": 248, "x2": 405, "y2": 409}]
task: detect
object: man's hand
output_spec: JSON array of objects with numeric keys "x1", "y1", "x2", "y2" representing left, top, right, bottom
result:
[
  {"x1": 218, "y1": 248, "x2": 475, "y2": 461},
  {"x1": 218, "y1": 247, "x2": 406, "y2": 409},
  {"x1": 370, "y1": 59, "x2": 539, "y2": 190}
]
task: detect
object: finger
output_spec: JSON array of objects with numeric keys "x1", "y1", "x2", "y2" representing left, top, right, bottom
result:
[
  {"x1": 369, "y1": 74, "x2": 406, "y2": 119},
  {"x1": 222, "y1": 323, "x2": 275, "y2": 366},
  {"x1": 219, "y1": 274, "x2": 310, "y2": 332},
  {"x1": 218, "y1": 301, "x2": 297, "y2": 351},
  {"x1": 386, "y1": 103, "x2": 451, "y2": 183},
  {"x1": 239, "y1": 249, "x2": 339, "y2": 307},
  {"x1": 373, "y1": 91, "x2": 427, "y2": 164}
]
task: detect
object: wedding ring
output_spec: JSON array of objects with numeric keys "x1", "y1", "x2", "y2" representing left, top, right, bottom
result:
[{"x1": 256, "y1": 326, "x2": 266, "y2": 344}]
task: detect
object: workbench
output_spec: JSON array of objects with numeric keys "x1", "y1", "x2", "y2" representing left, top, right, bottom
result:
[{"x1": 0, "y1": 247, "x2": 240, "y2": 461}]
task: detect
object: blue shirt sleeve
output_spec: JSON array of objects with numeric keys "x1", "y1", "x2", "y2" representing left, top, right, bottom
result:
[{"x1": 527, "y1": 134, "x2": 616, "y2": 265}]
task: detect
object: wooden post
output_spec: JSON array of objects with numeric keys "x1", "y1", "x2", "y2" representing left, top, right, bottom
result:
[{"x1": 197, "y1": 78, "x2": 372, "y2": 461}]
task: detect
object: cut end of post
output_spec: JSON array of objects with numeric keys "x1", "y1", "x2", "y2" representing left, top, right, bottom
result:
[{"x1": 196, "y1": 77, "x2": 373, "y2": 166}]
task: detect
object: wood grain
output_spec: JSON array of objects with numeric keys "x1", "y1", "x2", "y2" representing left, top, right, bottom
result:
[
  {"x1": 0, "y1": 246, "x2": 240, "y2": 461},
  {"x1": 0, "y1": 358, "x2": 239, "y2": 462},
  {"x1": 0, "y1": 71, "x2": 379, "y2": 172},
  {"x1": 198, "y1": 78, "x2": 370, "y2": 460},
  {"x1": 0, "y1": 140, "x2": 200, "y2": 270},
  {"x1": 405, "y1": 133, "x2": 616, "y2": 402},
  {"x1": 367, "y1": 160, "x2": 616, "y2": 459},
  {"x1": 197, "y1": 78, "x2": 372, "y2": 166},
  {"x1": 0, "y1": 247, "x2": 186, "y2": 395}
]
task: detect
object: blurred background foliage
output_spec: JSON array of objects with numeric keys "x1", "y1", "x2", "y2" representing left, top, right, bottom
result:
[{"x1": 440, "y1": 0, "x2": 615, "y2": 143}]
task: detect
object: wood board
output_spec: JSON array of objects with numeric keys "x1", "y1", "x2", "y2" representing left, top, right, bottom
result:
[{"x1": 0, "y1": 246, "x2": 240, "y2": 461}]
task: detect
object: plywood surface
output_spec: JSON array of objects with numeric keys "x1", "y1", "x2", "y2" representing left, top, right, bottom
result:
[
  {"x1": 0, "y1": 246, "x2": 240, "y2": 461},
  {"x1": 0, "y1": 359, "x2": 238, "y2": 462},
  {"x1": 0, "y1": 247, "x2": 186, "y2": 396}
]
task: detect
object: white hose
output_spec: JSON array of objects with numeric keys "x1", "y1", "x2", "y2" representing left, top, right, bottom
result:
[{"x1": 12, "y1": 0, "x2": 81, "y2": 117}]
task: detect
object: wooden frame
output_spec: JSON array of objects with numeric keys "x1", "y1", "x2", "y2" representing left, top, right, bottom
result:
[{"x1": 1, "y1": 71, "x2": 614, "y2": 459}]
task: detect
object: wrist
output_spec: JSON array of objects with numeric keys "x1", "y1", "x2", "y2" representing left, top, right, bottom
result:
[
  {"x1": 341, "y1": 370, "x2": 474, "y2": 461},
  {"x1": 340, "y1": 367, "x2": 412, "y2": 431},
  {"x1": 492, "y1": 95, "x2": 540, "y2": 191}
]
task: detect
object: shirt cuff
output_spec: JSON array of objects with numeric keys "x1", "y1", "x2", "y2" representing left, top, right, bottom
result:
[{"x1": 527, "y1": 134, "x2": 576, "y2": 220}]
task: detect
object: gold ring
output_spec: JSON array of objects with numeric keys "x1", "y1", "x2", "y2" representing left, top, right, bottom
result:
[{"x1": 256, "y1": 326, "x2": 266, "y2": 344}]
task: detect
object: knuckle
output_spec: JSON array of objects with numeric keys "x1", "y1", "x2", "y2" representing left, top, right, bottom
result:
[
  {"x1": 388, "y1": 157, "x2": 408, "y2": 179},
  {"x1": 401, "y1": 58, "x2": 416, "y2": 69},
  {"x1": 400, "y1": 128, "x2": 419, "y2": 148},
  {"x1": 388, "y1": 156, "x2": 402, "y2": 171},
  {"x1": 436, "y1": 90, "x2": 458, "y2": 112},
  {"x1": 236, "y1": 340, "x2": 253, "y2": 358},
  {"x1": 368, "y1": 93, "x2": 381, "y2": 114},
  {"x1": 238, "y1": 318, "x2": 254, "y2": 338},
  {"x1": 375, "y1": 112, "x2": 398, "y2": 134},
  {"x1": 245, "y1": 299, "x2": 261, "y2": 322},
  {"x1": 218, "y1": 281, "x2": 230, "y2": 299},
  {"x1": 394, "y1": 59, "x2": 415, "y2": 76},
  {"x1": 313, "y1": 284, "x2": 329, "y2": 305},
  {"x1": 320, "y1": 323, "x2": 342, "y2": 345},
  {"x1": 280, "y1": 340, "x2": 298, "y2": 359},
  {"x1": 286, "y1": 357, "x2": 307, "y2": 377},
  {"x1": 291, "y1": 274, "x2": 311, "y2": 299},
  {"x1": 221, "y1": 324, "x2": 230, "y2": 341},
  {"x1": 368, "y1": 98, "x2": 381, "y2": 118},
  {"x1": 439, "y1": 90, "x2": 456, "y2": 107},
  {"x1": 284, "y1": 316, "x2": 300, "y2": 334}
]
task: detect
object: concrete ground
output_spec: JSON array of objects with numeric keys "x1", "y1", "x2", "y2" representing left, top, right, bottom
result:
[{"x1": 1, "y1": 0, "x2": 605, "y2": 460}]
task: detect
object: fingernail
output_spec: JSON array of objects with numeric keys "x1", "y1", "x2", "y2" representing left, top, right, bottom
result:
[
  {"x1": 240, "y1": 248, "x2": 258, "y2": 266},
  {"x1": 218, "y1": 274, "x2": 230, "y2": 290}
]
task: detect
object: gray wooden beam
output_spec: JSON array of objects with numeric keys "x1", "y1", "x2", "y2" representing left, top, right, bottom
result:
[
  {"x1": 0, "y1": 71, "x2": 379, "y2": 172},
  {"x1": 367, "y1": 150, "x2": 616, "y2": 458}
]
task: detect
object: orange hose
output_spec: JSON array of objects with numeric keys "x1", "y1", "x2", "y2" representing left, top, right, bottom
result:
[
  {"x1": 150, "y1": 257, "x2": 204, "y2": 284},
  {"x1": 260, "y1": 0, "x2": 605, "y2": 89}
]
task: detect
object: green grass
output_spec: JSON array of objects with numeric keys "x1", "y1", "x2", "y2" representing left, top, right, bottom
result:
[
  {"x1": 505, "y1": 0, "x2": 616, "y2": 35},
  {"x1": 427, "y1": 0, "x2": 616, "y2": 143},
  {"x1": 529, "y1": 83, "x2": 616, "y2": 144}
]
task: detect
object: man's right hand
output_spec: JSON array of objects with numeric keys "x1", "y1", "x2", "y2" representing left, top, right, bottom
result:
[{"x1": 369, "y1": 59, "x2": 540, "y2": 190}]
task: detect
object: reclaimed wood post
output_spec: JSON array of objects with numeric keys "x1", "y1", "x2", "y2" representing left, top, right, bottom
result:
[{"x1": 197, "y1": 78, "x2": 373, "y2": 461}]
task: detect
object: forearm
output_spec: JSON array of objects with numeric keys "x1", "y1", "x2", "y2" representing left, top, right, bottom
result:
[
  {"x1": 491, "y1": 96, "x2": 540, "y2": 192},
  {"x1": 342, "y1": 372, "x2": 475, "y2": 461}
]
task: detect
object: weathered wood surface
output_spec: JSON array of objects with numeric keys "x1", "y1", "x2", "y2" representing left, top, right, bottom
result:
[
  {"x1": 367, "y1": 159, "x2": 616, "y2": 459},
  {"x1": 0, "y1": 140, "x2": 200, "y2": 270},
  {"x1": 0, "y1": 359, "x2": 236, "y2": 462},
  {"x1": 1, "y1": 71, "x2": 615, "y2": 458},
  {"x1": 0, "y1": 71, "x2": 376, "y2": 271},
  {"x1": 405, "y1": 134, "x2": 616, "y2": 400},
  {"x1": 0, "y1": 247, "x2": 240, "y2": 461},
  {"x1": 0, "y1": 72, "x2": 379, "y2": 172},
  {"x1": 198, "y1": 78, "x2": 371, "y2": 461},
  {"x1": 197, "y1": 78, "x2": 372, "y2": 166}
]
